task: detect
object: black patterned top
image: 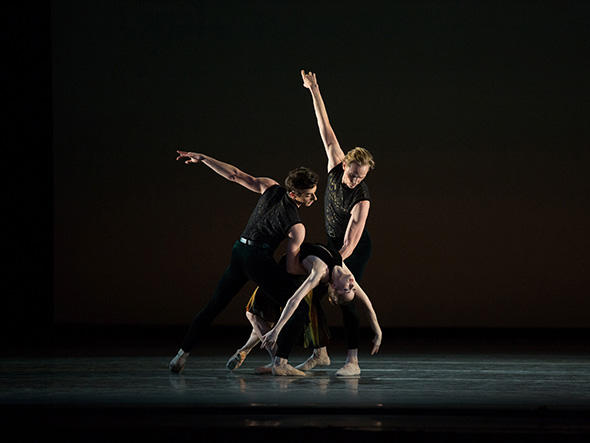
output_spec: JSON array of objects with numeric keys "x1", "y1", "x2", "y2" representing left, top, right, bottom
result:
[
  {"x1": 324, "y1": 162, "x2": 370, "y2": 248},
  {"x1": 240, "y1": 185, "x2": 302, "y2": 251}
]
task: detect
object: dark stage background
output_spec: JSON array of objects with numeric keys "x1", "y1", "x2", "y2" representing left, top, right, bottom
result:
[{"x1": 17, "y1": 1, "x2": 590, "y2": 337}]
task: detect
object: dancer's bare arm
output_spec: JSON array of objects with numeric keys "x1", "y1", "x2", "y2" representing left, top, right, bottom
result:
[
  {"x1": 350, "y1": 280, "x2": 382, "y2": 355},
  {"x1": 176, "y1": 150, "x2": 277, "y2": 194},
  {"x1": 339, "y1": 200, "x2": 371, "y2": 260},
  {"x1": 301, "y1": 70, "x2": 345, "y2": 172},
  {"x1": 260, "y1": 259, "x2": 327, "y2": 350},
  {"x1": 285, "y1": 223, "x2": 307, "y2": 275}
]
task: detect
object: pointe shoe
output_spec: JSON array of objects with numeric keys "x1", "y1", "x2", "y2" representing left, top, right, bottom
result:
[
  {"x1": 295, "y1": 351, "x2": 331, "y2": 371},
  {"x1": 272, "y1": 362, "x2": 306, "y2": 376},
  {"x1": 169, "y1": 350, "x2": 189, "y2": 374},
  {"x1": 255, "y1": 363, "x2": 273, "y2": 375},
  {"x1": 335, "y1": 361, "x2": 361, "y2": 376},
  {"x1": 226, "y1": 349, "x2": 247, "y2": 370}
]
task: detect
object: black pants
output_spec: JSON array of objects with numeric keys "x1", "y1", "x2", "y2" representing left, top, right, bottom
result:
[
  {"x1": 180, "y1": 240, "x2": 302, "y2": 352},
  {"x1": 329, "y1": 230, "x2": 372, "y2": 350}
]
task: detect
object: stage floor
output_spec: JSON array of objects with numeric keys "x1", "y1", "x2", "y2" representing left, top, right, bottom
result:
[{"x1": 2, "y1": 331, "x2": 590, "y2": 442}]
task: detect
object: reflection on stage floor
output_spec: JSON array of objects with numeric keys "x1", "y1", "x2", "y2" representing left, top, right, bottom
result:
[{"x1": 2, "y1": 328, "x2": 589, "y2": 442}]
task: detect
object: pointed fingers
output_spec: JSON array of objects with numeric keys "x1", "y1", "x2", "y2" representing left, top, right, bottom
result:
[{"x1": 371, "y1": 344, "x2": 380, "y2": 355}]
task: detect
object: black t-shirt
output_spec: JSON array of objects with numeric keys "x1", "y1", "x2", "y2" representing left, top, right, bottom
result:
[
  {"x1": 241, "y1": 185, "x2": 302, "y2": 251},
  {"x1": 324, "y1": 162, "x2": 370, "y2": 247}
]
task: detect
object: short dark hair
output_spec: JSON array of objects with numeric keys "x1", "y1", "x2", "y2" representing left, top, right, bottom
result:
[{"x1": 284, "y1": 167, "x2": 319, "y2": 193}]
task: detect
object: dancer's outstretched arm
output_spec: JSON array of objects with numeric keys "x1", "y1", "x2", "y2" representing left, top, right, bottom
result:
[
  {"x1": 176, "y1": 150, "x2": 278, "y2": 194},
  {"x1": 301, "y1": 70, "x2": 345, "y2": 172},
  {"x1": 260, "y1": 260, "x2": 327, "y2": 350},
  {"x1": 349, "y1": 280, "x2": 382, "y2": 355}
]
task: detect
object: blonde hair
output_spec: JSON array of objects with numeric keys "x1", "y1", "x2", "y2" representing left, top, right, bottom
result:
[
  {"x1": 327, "y1": 284, "x2": 354, "y2": 305},
  {"x1": 344, "y1": 147, "x2": 375, "y2": 170}
]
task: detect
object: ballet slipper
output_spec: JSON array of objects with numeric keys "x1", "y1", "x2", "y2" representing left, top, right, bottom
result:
[
  {"x1": 169, "y1": 349, "x2": 189, "y2": 373},
  {"x1": 226, "y1": 349, "x2": 248, "y2": 370},
  {"x1": 295, "y1": 349, "x2": 331, "y2": 370},
  {"x1": 335, "y1": 361, "x2": 361, "y2": 376}
]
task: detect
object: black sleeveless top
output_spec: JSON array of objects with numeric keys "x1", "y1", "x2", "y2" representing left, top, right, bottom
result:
[
  {"x1": 300, "y1": 243, "x2": 342, "y2": 281},
  {"x1": 324, "y1": 162, "x2": 370, "y2": 247},
  {"x1": 241, "y1": 185, "x2": 302, "y2": 251}
]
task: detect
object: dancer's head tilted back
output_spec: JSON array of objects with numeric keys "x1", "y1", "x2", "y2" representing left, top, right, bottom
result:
[
  {"x1": 328, "y1": 264, "x2": 356, "y2": 305},
  {"x1": 285, "y1": 166, "x2": 319, "y2": 207},
  {"x1": 342, "y1": 147, "x2": 375, "y2": 189}
]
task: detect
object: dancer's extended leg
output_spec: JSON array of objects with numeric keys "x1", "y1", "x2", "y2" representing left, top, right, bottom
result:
[{"x1": 170, "y1": 253, "x2": 248, "y2": 373}]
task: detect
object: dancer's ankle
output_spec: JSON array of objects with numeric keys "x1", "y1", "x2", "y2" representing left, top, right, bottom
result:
[
  {"x1": 178, "y1": 349, "x2": 189, "y2": 357},
  {"x1": 345, "y1": 348, "x2": 358, "y2": 364},
  {"x1": 273, "y1": 356, "x2": 288, "y2": 366},
  {"x1": 314, "y1": 347, "x2": 327, "y2": 357}
]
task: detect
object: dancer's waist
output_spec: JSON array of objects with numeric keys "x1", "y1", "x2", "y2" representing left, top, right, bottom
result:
[{"x1": 239, "y1": 237, "x2": 271, "y2": 249}]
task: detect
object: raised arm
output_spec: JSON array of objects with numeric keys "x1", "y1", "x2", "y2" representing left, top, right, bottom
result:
[
  {"x1": 339, "y1": 200, "x2": 371, "y2": 260},
  {"x1": 176, "y1": 150, "x2": 278, "y2": 194},
  {"x1": 301, "y1": 70, "x2": 345, "y2": 172},
  {"x1": 349, "y1": 279, "x2": 382, "y2": 355},
  {"x1": 261, "y1": 261, "x2": 326, "y2": 351}
]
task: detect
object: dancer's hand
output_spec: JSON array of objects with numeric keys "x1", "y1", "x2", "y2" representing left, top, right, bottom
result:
[
  {"x1": 261, "y1": 328, "x2": 279, "y2": 351},
  {"x1": 301, "y1": 69, "x2": 318, "y2": 89},
  {"x1": 176, "y1": 150, "x2": 204, "y2": 164},
  {"x1": 370, "y1": 332, "x2": 382, "y2": 355}
]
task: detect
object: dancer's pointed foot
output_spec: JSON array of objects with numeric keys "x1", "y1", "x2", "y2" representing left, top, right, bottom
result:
[
  {"x1": 169, "y1": 349, "x2": 189, "y2": 373},
  {"x1": 226, "y1": 349, "x2": 248, "y2": 370},
  {"x1": 335, "y1": 361, "x2": 361, "y2": 376},
  {"x1": 295, "y1": 348, "x2": 331, "y2": 371}
]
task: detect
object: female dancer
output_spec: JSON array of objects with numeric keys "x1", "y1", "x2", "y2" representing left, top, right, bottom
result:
[{"x1": 227, "y1": 242, "x2": 382, "y2": 376}]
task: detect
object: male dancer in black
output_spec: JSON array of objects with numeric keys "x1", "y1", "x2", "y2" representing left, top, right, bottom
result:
[
  {"x1": 300, "y1": 70, "x2": 376, "y2": 376},
  {"x1": 169, "y1": 150, "x2": 318, "y2": 374}
]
